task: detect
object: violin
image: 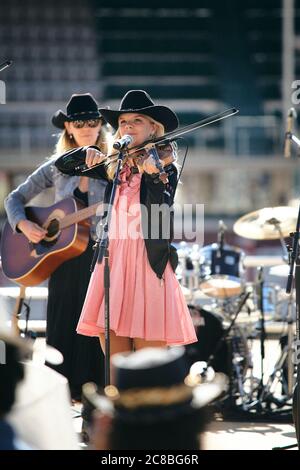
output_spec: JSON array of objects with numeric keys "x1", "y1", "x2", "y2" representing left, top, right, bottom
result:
[{"x1": 128, "y1": 142, "x2": 177, "y2": 184}]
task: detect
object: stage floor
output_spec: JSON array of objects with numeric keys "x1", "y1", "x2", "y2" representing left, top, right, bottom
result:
[
  {"x1": 36, "y1": 337, "x2": 298, "y2": 450},
  {"x1": 71, "y1": 403, "x2": 297, "y2": 450},
  {"x1": 203, "y1": 420, "x2": 296, "y2": 450}
]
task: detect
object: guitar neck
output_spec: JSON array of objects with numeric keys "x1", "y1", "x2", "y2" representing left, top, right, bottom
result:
[{"x1": 59, "y1": 201, "x2": 103, "y2": 230}]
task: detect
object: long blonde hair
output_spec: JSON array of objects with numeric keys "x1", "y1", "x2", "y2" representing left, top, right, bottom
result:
[{"x1": 106, "y1": 116, "x2": 166, "y2": 180}]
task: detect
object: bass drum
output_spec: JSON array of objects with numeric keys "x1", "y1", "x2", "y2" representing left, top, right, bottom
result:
[
  {"x1": 185, "y1": 305, "x2": 249, "y2": 377},
  {"x1": 199, "y1": 243, "x2": 244, "y2": 298}
]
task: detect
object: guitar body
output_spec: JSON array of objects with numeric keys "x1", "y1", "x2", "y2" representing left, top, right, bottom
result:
[{"x1": 1, "y1": 198, "x2": 90, "y2": 286}]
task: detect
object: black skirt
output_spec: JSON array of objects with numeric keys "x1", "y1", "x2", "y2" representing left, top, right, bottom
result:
[{"x1": 46, "y1": 239, "x2": 104, "y2": 399}]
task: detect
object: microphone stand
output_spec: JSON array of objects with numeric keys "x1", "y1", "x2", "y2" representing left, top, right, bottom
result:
[
  {"x1": 90, "y1": 148, "x2": 126, "y2": 386},
  {"x1": 284, "y1": 126, "x2": 300, "y2": 448},
  {"x1": 256, "y1": 267, "x2": 267, "y2": 400},
  {"x1": 0, "y1": 60, "x2": 12, "y2": 73},
  {"x1": 286, "y1": 208, "x2": 300, "y2": 448},
  {"x1": 202, "y1": 291, "x2": 250, "y2": 411}
]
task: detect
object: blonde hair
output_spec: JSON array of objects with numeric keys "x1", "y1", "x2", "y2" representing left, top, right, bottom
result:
[
  {"x1": 106, "y1": 115, "x2": 166, "y2": 180},
  {"x1": 52, "y1": 126, "x2": 108, "y2": 159}
]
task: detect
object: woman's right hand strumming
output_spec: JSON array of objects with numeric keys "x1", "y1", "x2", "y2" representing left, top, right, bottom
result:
[
  {"x1": 17, "y1": 219, "x2": 47, "y2": 243},
  {"x1": 85, "y1": 147, "x2": 107, "y2": 168}
]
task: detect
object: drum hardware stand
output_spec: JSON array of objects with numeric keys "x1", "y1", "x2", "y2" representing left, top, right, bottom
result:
[
  {"x1": 177, "y1": 243, "x2": 196, "y2": 293},
  {"x1": 255, "y1": 267, "x2": 267, "y2": 401},
  {"x1": 267, "y1": 219, "x2": 289, "y2": 263},
  {"x1": 201, "y1": 291, "x2": 251, "y2": 412},
  {"x1": 221, "y1": 282, "x2": 284, "y2": 413},
  {"x1": 190, "y1": 244, "x2": 201, "y2": 293},
  {"x1": 254, "y1": 327, "x2": 294, "y2": 410},
  {"x1": 238, "y1": 267, "x2": 267, "y2": 412},
  {"x1": 230, "y1": 334, "x2": 249, "y2": 410},
  {"x1": 245, "y1": 225, "x2": 295, "y2": 412},
  {"x1": 216, "y1": 219, "x2": 226, "y2": 258},
  {"x1": 243, "y1": 267, "x2": 293, "y2": 417},
  {"x1": 269, "y1": 293, "x2": 296, "y2": 400}
]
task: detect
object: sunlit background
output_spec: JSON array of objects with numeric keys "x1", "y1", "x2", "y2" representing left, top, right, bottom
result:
[
  {"x1": 0, "y1": 0, "x2": 299, "y2": 285},
  {"x1": 0, "y1": 4, "x2": 299, "y2": 447}
]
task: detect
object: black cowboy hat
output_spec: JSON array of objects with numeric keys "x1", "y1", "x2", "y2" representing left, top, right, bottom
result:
[
  {"x1": 52, "y1": 93, "x2": 103, "y2": 129},
  {"x1": 99, "y1": 89, "x2": 179, "y2": 133},
  {"x1": 82, "y1": 347, "x2": 227, "y2": 423}
]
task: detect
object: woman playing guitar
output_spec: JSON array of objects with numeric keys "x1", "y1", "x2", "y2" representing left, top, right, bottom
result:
[{"x1": 4, "y1": 94, "x2": 107, "y2": 400}]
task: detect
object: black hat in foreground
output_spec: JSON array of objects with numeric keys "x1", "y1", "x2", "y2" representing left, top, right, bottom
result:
[{"x1": 82, "y1": 347, "x2": 227, "y2": 423}]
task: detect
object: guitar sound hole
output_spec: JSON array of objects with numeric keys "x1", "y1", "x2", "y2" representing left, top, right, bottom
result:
[{"x1": 40, "y1": 219, "x2": 60, "y2": 246}]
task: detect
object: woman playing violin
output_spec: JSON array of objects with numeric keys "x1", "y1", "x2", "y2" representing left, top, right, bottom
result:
[{"x1": 56, "y1": 89, "x2": 197, "y2": 357}]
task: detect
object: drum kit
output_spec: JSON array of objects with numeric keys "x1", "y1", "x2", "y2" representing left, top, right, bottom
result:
[{"x1": 178, "y1": 206, "x2": 298, "y2": 416}]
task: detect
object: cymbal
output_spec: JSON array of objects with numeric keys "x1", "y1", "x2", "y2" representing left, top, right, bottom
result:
[
  {"x1": 243, "y1": 255, "x2": 287, "y2": 268},
  {"x1": 233, "y1": 206, "x2": 297, "y2": 240}
]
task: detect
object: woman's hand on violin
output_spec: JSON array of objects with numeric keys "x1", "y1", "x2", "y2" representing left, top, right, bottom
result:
[
  {"x1": 142, "y1": 155, "x2": 162, "y2": 174},
  {"x1": 85, "y1": 147, "x2": 106, "y2": 168}
]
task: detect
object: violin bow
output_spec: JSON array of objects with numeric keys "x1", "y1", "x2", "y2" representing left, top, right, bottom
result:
[{"x1": 80, "y1": 107, "x2": 239, "y2": 173}]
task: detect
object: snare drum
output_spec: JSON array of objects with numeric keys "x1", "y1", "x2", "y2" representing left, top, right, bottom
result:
[{"x1": 199, "y1": 243, "x2": 244, "y2": 298}]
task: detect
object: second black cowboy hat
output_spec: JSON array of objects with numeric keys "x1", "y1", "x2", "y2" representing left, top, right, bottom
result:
[
  {"x1": 52, "y1": 93, "x2": 104, "y2": 129},
  {"x1": 99, "y1": 89, "x2": 179, "y2": 133}
]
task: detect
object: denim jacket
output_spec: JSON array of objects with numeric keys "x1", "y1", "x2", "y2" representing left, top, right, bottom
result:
[{"x1": 4, "y1": 158, "x2": 107, "y2": 240}]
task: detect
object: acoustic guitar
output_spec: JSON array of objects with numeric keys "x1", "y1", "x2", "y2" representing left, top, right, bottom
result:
[{"x1": 1, "y1": 197, "x2": 103, "y2": 286}]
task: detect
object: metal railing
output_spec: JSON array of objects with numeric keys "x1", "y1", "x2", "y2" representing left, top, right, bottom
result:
[
  {"x1": 0, "y1": 105, "x2": 283, "y2": 167},
  {"x1": 223, "y1": 115, "x2": 282, "y2": 156}
]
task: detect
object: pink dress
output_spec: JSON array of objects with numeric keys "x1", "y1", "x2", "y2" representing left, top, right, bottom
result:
[{"x1": 77, "y1": 166, "x2": 197, "y2": 346}]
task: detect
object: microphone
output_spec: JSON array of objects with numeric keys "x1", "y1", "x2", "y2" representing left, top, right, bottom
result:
[
  {"x1": 284, "y1": 107, "x2": 297, "y2": 158},
  {"x1": 113, "y1": 134, "x2": 133, "y2": 150},
  {"x1": 0, "y1": 60, "x2": 12, "y2": 73}
]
